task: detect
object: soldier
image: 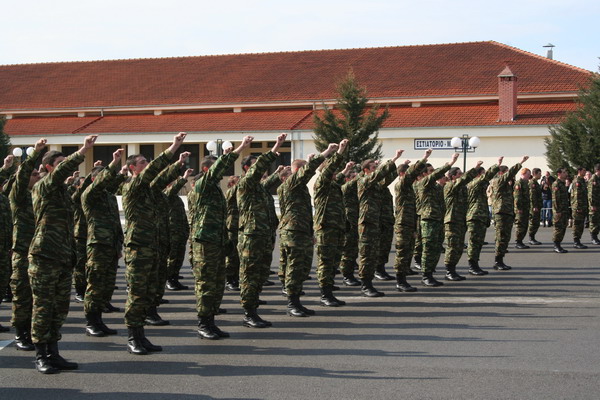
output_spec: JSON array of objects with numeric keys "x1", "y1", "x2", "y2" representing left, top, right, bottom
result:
[
  {"x1": 375, "y1": 170, "x2": 396, "y2": 281},
  {"x1": 29, "y1": 135, "x2": 97, "y2": 374},
  {"x1": 260, "y1": 165, "x2": 287, "y2": 287},
  {"x1": 491, "y1": 156, "x2": 528, "y2": 269},
  {"x1": 313, "y1": 140, "x2": 351, "y2": 307},
  {"x1": 513, "y1": 168, "x2": 532, "y2": 249},
  {"x1": 466, "y1": 159, "x2": 501, "y2": 275},
  {"x1": 528, "y1": 168, "x2": 543, "y2": 245},
  {"x1": 279, "y1": 143, "x2": 337, "y2": 316},
  {"x1": 589, "y1": 164, "x2": 600, "y2": 245},
  {"x1": 552, "y1": 168, "x2": 570, "y2": 253},
  {"x1": 339, "y1": 169, "x2": 360, "y2": 286},
  {"x1": 193, "y1": 137, "x2": 252, "y2": 339},
  {"x1": 81, "y1": 149, "x2": 127, "y2": 337},
  {"x1": 393, "y1": 149, "x2": 431, "y2": 292},
  {"x1": 443, "y1": 162, "x2": 480, "y2": 280},
  {"x1": 571, "y1": 167, "x2": 589, "y2": 249},
  {"x1": 0, "y1": 155, "x2": 16, "y2": 334},
  {"x1": 415, "y1": 153, "x2": 459, "y2": 286},
  {"x1": 224, "y1": 175, "x2": 240, "y2": 291},
  {"x1": 122, "y1": 132, "x2": 186, "y2": 355}
]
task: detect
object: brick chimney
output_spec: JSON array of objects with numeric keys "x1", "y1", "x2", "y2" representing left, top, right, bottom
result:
[{"x1": 498, "y1": 65, "x2": 517, "y2": 121}]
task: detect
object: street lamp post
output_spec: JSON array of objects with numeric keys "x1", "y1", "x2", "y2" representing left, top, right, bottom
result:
[
  {"x1": 451, "y1": 135, "x2": 480, "y2": 171},
  {"x1": 206, "y1": 140, "x2": 233, "y2": 157}
]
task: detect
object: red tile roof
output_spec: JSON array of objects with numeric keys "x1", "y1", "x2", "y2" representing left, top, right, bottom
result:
[{"x1": 0, "y1": 41, "x2": 591, "y2": 111}]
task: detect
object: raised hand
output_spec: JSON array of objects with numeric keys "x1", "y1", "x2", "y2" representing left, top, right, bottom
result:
[
  {"x1": 183, "y1": 168, "x2": 194, "y2": 179},
  {"x1": 178, "y1": 151, "x2": 191, "y2": 164},
  {"x1": 35, "y1": 138, "x2": 47, "y2": 152},
  {"x1": 3, "y1": 155, "x2": 14, "y2": 169},
  {"x1": 521, "y1": 155, "x2": 529, "y2": 164}
]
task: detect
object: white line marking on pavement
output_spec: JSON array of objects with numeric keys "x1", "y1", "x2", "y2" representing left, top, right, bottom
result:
[{"x1": 0, "y1": 339, "x2": 14, "y2": 350}]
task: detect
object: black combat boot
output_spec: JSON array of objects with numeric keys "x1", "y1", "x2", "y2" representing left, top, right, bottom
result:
[
  {"x1": 166, "y1": 277, "x2": 188, "y2": 291},
  {"x1": 342, "y1": 273, "x2": 361, "y2": 286},
  {"x1": 528, "y1": 235, "x2": 542, "y2": 245},
  {"x1": 197, "y1": 316, "x2": 219, "y2": 340},
  {"x1": 34, "y1": 343, "x2": 59, "y2": 374},
  {"x1": 374, "y1": 264, "x2": 394, "y2": 281},
  {"x1": 97, "y1": 312, "x2": 117, "y2": 335},
  {"x1": 103, "y1": 302, "x2": 120, "y2": 313},
  {"x1": 413, "y1": 255, "x2": 422, "y2": 270},
  {"x1": 263, "y1": 280, "x2": 275, "y2": 286},
  {"x1": 287, "y1": 294, "x2": 308, "y2": 317},
  {"x1": 515, "y1": 240, "x2": 530, "y2": 249},
  {"x1": 225, "y1": 277, "x2": 240, "y2": 291},
  {"x1": 395, "y1": 274, "x2": 417, "y2": 292},
  {"x1": 14, "y1": 325, "x2": 35, "y2": 351},
  {"x1": 493, "y1": 255, "x2": 512, "y2": 270},
  {"x1": 209, "y1": 315, "x2": 230, "y2": 338},
  {"x1": 145, "y1": 306, "x2": 170, "y2": 326},
  {"x1": 592, "y1": 234, "x2": 600, "y2": 245},
  {"x1": 0, "y1": 323, "x2": 8, "y2": 333},
  {"x1": 573, "y1": 240, "x2": 588, "y2": 249},
  {"x1": 468, "y1": 259, "x2": 488, "y2": 276},
  {"x1": 74, "y1": 290, "x2": 84, "y2": 303},
  {"x1": 421, "y1": 272, "x2": 444, "y2": 287},
  {"x1": 85, "y1": 312, "x2": 107, "y2": 337},
  {"x1": 242, "y1": 308, "x2": 268, "y2": 328},
  {"x1": 126, "y1": 327, "x2": 148, "y2": 355},
  {"x1": 47, "y1": 342, "x2": 78, "y2": 370},
  {"x1": 445, "y1": 264, "x2": 466, "y2": 281},
  {"x1": 138, "y1": 327, "x2": 162, "y2": 352},
  {"x1": 320, "y1": 286, "x2": 345, "y2": 307},
  {"x1": 360, "y1": 279, "x2": 385, "y2": 297},
  {"x1": 553, "y1": 242, "x2": 568, "y2": 254}
]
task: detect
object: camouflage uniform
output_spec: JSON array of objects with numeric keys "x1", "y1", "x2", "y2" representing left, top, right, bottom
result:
[
  {"x1": 491, "y1": 163, "x2": 522, "y2": 257},
  {"x1": 122, "y1": 150, "x2": 173, "y2": 328},
  {"x1": 279, "y1": 155, "x2": 325, "y2": 296},
  {"x1": 552, "y1": 179, "x2": 570, "y2": 243},
  {"x1": 589, "y1": 173, "x2": 600, "y2": 240},
  {"x1": 414, "y1": 163, "x2": 451, "y2": 273},
  {"x1": 29, "y1": 152, "x2": 85, "y2": 344},
  {"x1": 376, "y1": 172, "x2": 397, "y2": 275},
  {"x1": 466, "y1": 165, "x2": 499, "y2": 262},
  {"x1": 570, "y1": 176, "x2": 588, "y2": 242},
  {"x1": 528, "y1": 177, "x2": 543, "y2": 240},
  {"x1": 81, "y1": 164, "x2": 125, "y2": 314},
  {"x1": 191, "y1": 152, "x2": 238, "y2": 317},
  {"x1": 443, "y1": 168, "x2": 478, "y2": 266},
  {"x1": 225, "y1": 184, "x2": 240, "y2": 285},
  {"x1": 513, "y1": 178, "x2": 531, "y2": 243},
  {"x1": 339, "y1": 175, "x2": 359, "y2": 277},
  {"x1": 0, "y1": 165, "x2": 15, "y2": 330},
  {"x1": 393, "y1": 160, "x2": 426, "y2": 276},
  {"x1": 260, "y1": 170, "x2": 283, "y2": 285},
  {"x1": 72, "y1": 175, "x2": 93, "y2": 298},
  {"x1": 165, "y1": 177, "x2": 189, "y2": 281},
  {"x1": 237, "y1": 152, "x2": 278, "y2": 309}
]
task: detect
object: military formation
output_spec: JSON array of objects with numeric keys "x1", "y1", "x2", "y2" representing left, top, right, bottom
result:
[{"x1": 1, "y1": 132, "x2": 599, "y2": 375}]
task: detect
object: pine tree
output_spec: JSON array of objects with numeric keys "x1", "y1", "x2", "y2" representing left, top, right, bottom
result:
[
  {"x1": 313, "y1": 70, "x2": 389, "y2": 163},
  {"x1": 0, "y1": 116, "x2": 11, "y2": 161},
  {"x1": 545, "y1": 71, "x2": 600, "y2": 173}
]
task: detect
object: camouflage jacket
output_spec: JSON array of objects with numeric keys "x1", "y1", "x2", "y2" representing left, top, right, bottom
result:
[
  {"x1": 570, "y1": 176, "x2": 588, "y2": 213},
  {"x1": 237, "y1": 151, "x2": 277, "y2": 237},
  {"x1": 261, "y1": 169, "x2": 282, "y2": 234},
  {"x1": 466, "y1": 164, "x2": 499, "y2": 222},
  {"x1": 414, "y1": 163, "x2": 451, "y2": 221},
  {"x1": 278, "y1": 154, "x2": 325, "y2": 235},
  {"x1": 122, "y1": 150, "x2": 173, "y2": 247},
  {"x1": 9, "y1": 150, "x2": 41, "y2": 254},
  {"x1": 394, "y1": 160, "x2": 426, "y2": 227},
  {"x1": 589, "y1": 173, "x2": 600, "y2": 211},
  {"x1": 72, "y1": 174, "x2": 93, "y2": 239},
  {"x1": 193, "y1": 152, "x2": 238, "y2": 244},
  {"x1": 491, "y1": 163, "x2": 522, "y2": 215},
  {"x1": 379, "y1": 168, "x2": 397, "y2": 226},
  {"x1": 529, "y1": 178, "x2": 543, "y2": 212},
  {"x1": 552, "y1": 179, "x2": 570, "y2": 214},
  {"x1": 165, "y1": 177, "x2": 189, "y2": 241},
  {"x1": 313, "y1": 152, "x2": 345, "y2": 232},
  {"x1": 152, "y1": 162, "x2": 182, "y2": 249},
  {"x1": 444, "y1": 167, "x2": 478, "y2": 224},
  {"x1": 82, "y1": 164, "x2": 126, "y2": 248},
  {"x1": 513, "y1": 178, "x2": 531, "y2": 215},
  {"x1": 358, "y1": 160, "x2": 396, "y2": 227},
  {"x1": 342, "y1": 174, "x2": 359, "y2": 228},
  {"x1": 29, "y1": 152, "x2": 85, "y2": 260},
  {"x1": 225, "y1": 185, "x2": 238, "y2": 234}
]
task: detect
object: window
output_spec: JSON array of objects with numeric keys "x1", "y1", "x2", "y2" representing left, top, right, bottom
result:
[
  {"x1": 93, "y1": 145, "x2": 123, "y2": 167},
  {"x1": 62, "y1": 146, "x2": 78, "y2": 156},
  {"x1": 140, "y1": 145, "x2": 155, "y2": 161}
]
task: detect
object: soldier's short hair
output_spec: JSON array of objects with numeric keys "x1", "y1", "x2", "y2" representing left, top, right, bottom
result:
[
  {"x1": 291, "y1": 159, "x2": 306, "y2": 170},
  {"x1": 532, "y1": 168, "x2": 541, "y2": 175},
  {"x1": 476, "y1": 167, "x2": 485, "y2": 175},
  {"x1": 498, "y1": 165, "x2": 509, "y2": 173},
  {"x1": 556, "y1": 167, "x2": 566, "y2": 174},
  {"x1": 361, "y1": 159, "x2": 374, "y2": 171},
  {"x1": 41, "y1": 150, "x2": 65, "y2": 172},
  {"x1": 397, "y1": 164, "x2": 409, "y2": 174},
  {"x1": 201, "y1": 156, "x2": 217, "y2": 170},
  {"x1": 126, "y1": 154, "x2": 143, "y2": 169},
  {"x1": 90, "y1": 166, "x2": 105, "y2": 178},
  {"x1": 595, "y1": 164, "x2": 600, "y2": 172},
  {"x1": 448, "y1": 167, "x2": 461, "y2": 178},
  {"x1": 520, "y1": 168, "x2": 530, "y2": 175},
  {"x1": 241, "y1": 155, "x2": 257, "y2": 171},
  {"x1": 577, "y1": 166, "x2": 585, "y2": 173}
]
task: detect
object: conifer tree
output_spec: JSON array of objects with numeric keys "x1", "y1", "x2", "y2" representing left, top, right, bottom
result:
[{"x1": 0, "y1": 116, "x2": 11, "y2": 161}]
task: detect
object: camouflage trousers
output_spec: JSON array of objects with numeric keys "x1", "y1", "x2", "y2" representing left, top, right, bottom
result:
[
  {"x1": 316, "y1": 228, "x2": 344, "y2": 288},
  {"x1": 192, "y1": 240, "x2": 225, "y2": 317},
  {"x1": 358, "y1": 223, "x2": 381, "y2": 281},
  {"x1": 73, "y1": 237, "x2": 87, "y2": 294},
  {"x1": 124, "y1": 245, "x2": 159, "y2": 327},
  {"x1": 414, "y1": 218, "x2": 423, "y2": 259},
  {"x1": 552, "y1": 212, "x2": 569, "y2": 243},
  {"x1": 494, "y1": 213, "x2": 514, "y2": 257},
  {"x1": 467, "y1": 219, "x2": 487, "y2": 262},
  {"x1": 225, "y1": 230, "x2": 240, "y2": 282},
  {"x1": 590, "y1": 209, "x2": 600, "y2": 236},
  {"x1": 239, "y1": 234, "x2": 272, "y2": 309},
  {"x1": 572, "y1": 210, "x2": 587, "y2": 241},
  {"x1": 444, "y1": 221, "x2": 467, "y2": 266},
  {"x1": 339, "y1": 224, "x2": 358, "y2": 276},
  {"x1": 154, "y1": 243, "x2": 169, "y2": 306},
  {"x1": 514, "y1": 210, "x2": 530, "y2": 242},
  {"x1": 28, "y1": 255, "x2": 73, "y2": 344},
  {"x1": 261, "y1": 234, "x2": 277, "y2": 286},
  {"x1": 419, "y1": 219, "x2": 444, "y2": 273},
  {"x1": 393, "y1": 223, "x2": 416, "y2": 276},
  {"x1": 378, "y1": 220, "x2": 394, "y2": 269},
  {"x1": 167, "y1": 234, "x2": 188, "y2": 279},
  {"x1": 529, "y1": 209, "x2": 541, "y2": 238},
  {"x1": 279, "y1": 231, "x2": 313, "y2": 296},
  {"x1": 84, "y1": 243, "x2": 119, "y2": 314},
  {"x1": 10, "y1": 251, "x2": 33, "y2": 328},
  {"x1": 0, "y1": 249, "x2": 10, "y2": 303}
]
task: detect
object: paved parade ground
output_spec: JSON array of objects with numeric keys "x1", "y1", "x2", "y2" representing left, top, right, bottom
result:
[{"x1": 1, "y1": 227, "x2": 599, "y2": 399}]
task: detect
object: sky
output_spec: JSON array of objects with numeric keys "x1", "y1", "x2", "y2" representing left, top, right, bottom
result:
[{"x1": 1, "y1": 0, "x2": 599, "y2": 71}]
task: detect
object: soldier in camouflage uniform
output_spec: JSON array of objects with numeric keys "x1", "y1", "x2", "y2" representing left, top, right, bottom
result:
[
  {"x1": 357, "y1": 150, "x2": 404, "y2": 296},
  {"x1": 81, "y1": 150, "x2": 127, "y2": 337},
  {"x1": 339, "y1": 170, "x2": 360, "y2": 286},
  {"x1": 589, "y1": 164, "x2": 600, "y2": 245},
  {"x1": 193, "y1": 137, "x2": 251, "y2": 338},
  {"x1": 279, "y1": 143, "x2": 337, "y2": 316},
  {"x1": 375, "y1": 173, "x2": 396, "y2": 281},
  {"x1": 0, "y1": 155, "x2": 16, "y2": 334},
  {"x1": 466, "y1": 158, "x2": 501, "y2": 275},
  {"x1": 224, "y1": 176, "x2": 240, "y2": 291},
  {"x1": 551, "y1": 168, "x2": 570, "y2": 253},
  {"x1": 393, "y1": 149, "x2": 431, "y2": 292},
  {"x1": 261, "y1": 165, "x2": 286, "y2": 288},
  {"x1": 313, "y1": 140, "x2": 351, "y2": 307},
  {"x1": 28, "y1": 135, "x2": 97, "y2": 374},
  {"x1": 491, "y1": 156, "x2": 528, "y2": 269},
  {"x1": 571, "y1": 167, "x2": 589, "y2": 249},
  {"x1": 443, "y1": 162, "x2": 480, "y2": 280},
  {"x1": 528, "y1": 168, "x2": 543, "y2": 245},
  {"x1": 122, "y1": 132, "x2": 186, "y2": 355},
  {"x1": 414, "y1": 153, "x2": 459, "y2": 286},
  {"x1": 513, "y1": 168, "x2": 532, "y2": 249},
  {"x1": 9, "y1": 140, "x2": 45, "y2": 350}
]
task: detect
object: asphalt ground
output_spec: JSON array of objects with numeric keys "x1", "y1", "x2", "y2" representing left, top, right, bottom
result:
[{"x1": 1, "y1": 226, "x2": 599, "y2": 399}]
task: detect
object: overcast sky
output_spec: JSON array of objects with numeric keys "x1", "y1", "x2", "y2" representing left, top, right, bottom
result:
[{"x1": 1, "y1": 0, "x2": 598, "y2": 71}]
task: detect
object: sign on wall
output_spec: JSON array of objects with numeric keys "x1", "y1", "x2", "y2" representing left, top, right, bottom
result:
[{"x1": 414, "y1": 138, "x2": 455, "y2": 150}]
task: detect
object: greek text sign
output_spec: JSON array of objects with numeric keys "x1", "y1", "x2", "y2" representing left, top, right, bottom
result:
[{"x1": 414, "y1": 139, "x2": 454, "y2": 150}]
